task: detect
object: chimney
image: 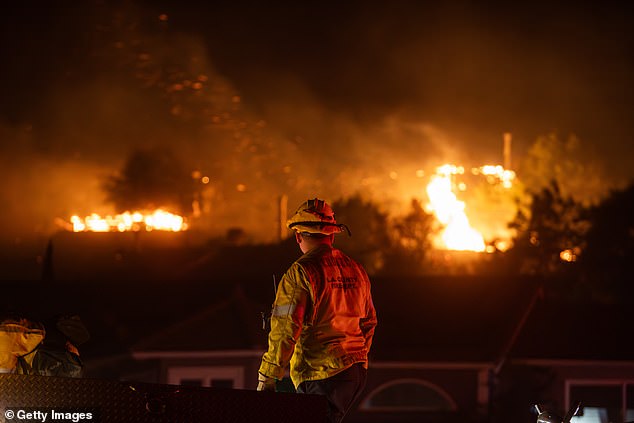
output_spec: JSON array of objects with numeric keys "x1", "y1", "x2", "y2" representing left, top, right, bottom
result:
[{"x1": 503, "y1": 132, "x2": 512, "y2": 170}]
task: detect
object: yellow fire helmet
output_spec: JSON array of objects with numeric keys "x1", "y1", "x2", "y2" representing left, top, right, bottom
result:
[{"x1": 286, "y1": 198, "x2": 351, "y2": 236}]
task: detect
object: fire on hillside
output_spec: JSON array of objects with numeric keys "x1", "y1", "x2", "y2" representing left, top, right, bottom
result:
[{"x1": 67, "y1": 209, "x2": 187, "y2": 232}]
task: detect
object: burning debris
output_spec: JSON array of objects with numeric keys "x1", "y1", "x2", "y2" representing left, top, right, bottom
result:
[{"x1": 68, "y1": 210, "x2": 187, "y2": 232}]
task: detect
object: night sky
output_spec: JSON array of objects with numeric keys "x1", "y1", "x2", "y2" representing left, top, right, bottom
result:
[{"x1": 1, "y1": 1, "x2": 633, "y2": 242}]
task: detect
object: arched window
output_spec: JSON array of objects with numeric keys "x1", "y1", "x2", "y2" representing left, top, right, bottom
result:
[{"x1": 360, "y1": 378, "x2": 457, "y2": 412}]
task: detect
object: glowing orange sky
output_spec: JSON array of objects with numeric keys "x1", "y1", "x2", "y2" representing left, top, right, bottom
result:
[{"x1": 1, "y1": 1, "x2": 632, "y2": 242}]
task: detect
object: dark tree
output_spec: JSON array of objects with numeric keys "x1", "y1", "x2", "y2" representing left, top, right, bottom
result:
[
  {"x1": 579, "y1": 183, "x2": 634, "y2": 303},
  {"x1": 380, "y1": 198, "x2": 435, "y2": 277},
  {"x1": 332, "y1": 195, "x2": 391, "y2": 275},
  {"x1": 103, "y1": 148, "x2": 195, "y2": 214},
  {"x1": 508, "y1": 180, "x2": 589, "y2": 278}
]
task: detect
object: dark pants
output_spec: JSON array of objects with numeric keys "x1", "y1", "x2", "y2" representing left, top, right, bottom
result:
[{"x1": 297, "y1": 363, "x2": 367, "y2": 423}]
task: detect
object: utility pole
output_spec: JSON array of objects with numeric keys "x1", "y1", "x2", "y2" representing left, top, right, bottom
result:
[
  {"x1": 503, "y1": 132, "x2": 512, "y2": 170},
  {"x1": 278, "y1": 195, "x2": 288, "y2": 241}
]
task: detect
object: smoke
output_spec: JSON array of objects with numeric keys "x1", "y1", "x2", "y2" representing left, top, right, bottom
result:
[
  {"x1": 0, "y1": 1, "x2": 631, "y2": 246},
  {"x1": 0, "y1": 1, "x2": 464, "y2": 245},
  {"x1": 0, "y1": 124, "x2": 112, "y2": 242}
]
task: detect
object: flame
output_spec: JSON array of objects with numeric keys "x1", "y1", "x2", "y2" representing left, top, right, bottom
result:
[
  {"x1": 426, "y1": 165, "x2": 485, "y2": 252},
  {"x1": 473, "y1": 165, "x2": 516, "y2": 188},
  {"x1": 69, "y1": 209, "x2": 187, "y2": 232},
  {"x1": 424, "y1": 163, "x2": 516, "y2": 252}
]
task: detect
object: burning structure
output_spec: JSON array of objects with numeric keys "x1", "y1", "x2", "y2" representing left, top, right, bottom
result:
[
  {"x1": 68, "y1": 210, "x2": 187, "y2": 233},
  {"x1": 425, "y1": 163, "x2": 516, "y2": 253}
]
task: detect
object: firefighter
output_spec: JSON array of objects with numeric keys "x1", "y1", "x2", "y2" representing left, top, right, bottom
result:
[
  {"x1": 0, "y1": 316, "x2": 45, "y2": 374},
  {"x1": 0, "y1": 314, "x2": 88, "y2": 377},
  {"x1": 31, "y1": 314, "x2": 89, "y2": 378},
  {"x1": 257, "y1": 198, "x2": 377, "y2": 423}
]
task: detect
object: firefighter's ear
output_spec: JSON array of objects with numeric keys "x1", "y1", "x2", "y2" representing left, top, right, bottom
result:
[{"x1": 295, "y1": 232, "x2": 302, "y2": 245}]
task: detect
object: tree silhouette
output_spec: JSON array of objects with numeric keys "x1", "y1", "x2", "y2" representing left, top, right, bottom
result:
[
  {"x1": 331, "y1": 196, "x2": 437, "y2": 276},
  {"x1": 579, "y1": 183, "x2": 634, "y2": 303},
  {"x1": 103, "y1": 148, "x2": 195, "y2": 214},
  {"x1": 508, "y1": 180, "x2": 589, "y2": 278},
  {"x1": 380, "y1": 198, "x2": 436, "y2": 276},
  {"x1": 332, "y1": 195, "x2": 391, "y2": 275}
]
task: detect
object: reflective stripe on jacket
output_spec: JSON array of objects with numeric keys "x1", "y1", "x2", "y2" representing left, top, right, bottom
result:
[{"x1": 259, "y1": 244, "x2": 377, "y2": 388}]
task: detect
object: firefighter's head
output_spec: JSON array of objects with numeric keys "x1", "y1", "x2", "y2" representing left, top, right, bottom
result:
[{"x1": 286, "y1": 198, "x2": 350, "y2": 253}]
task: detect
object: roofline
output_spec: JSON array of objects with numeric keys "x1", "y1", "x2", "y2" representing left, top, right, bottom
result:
[
  {"x1": 510, "y1": 358, "x2": 634, "y2": 367},
  {"x1": 132, "y1": 351, "x2": 493, "y2": 369},
  {"x1": 372, "y1": 361, "x2": 493, "y2": 370},
  {"x1": 131, "y1": 352, "x2": 634, "y2": 368},
  {"x1": 132, "y1": 350, "x2": 265, "y2": 360}
]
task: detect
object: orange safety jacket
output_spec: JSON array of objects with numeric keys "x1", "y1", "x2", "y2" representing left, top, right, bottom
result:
[{"x1": 259, "y1": 244, "x2": 377, "y2": 388}]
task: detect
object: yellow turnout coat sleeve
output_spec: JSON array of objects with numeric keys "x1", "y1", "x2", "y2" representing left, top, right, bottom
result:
[{"x1": 259, "y1": 262, "x2": 310, "y2": 381}]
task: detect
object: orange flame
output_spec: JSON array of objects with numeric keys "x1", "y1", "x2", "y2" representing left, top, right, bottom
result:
[
  {"x1": 69, "y1": 209, "x2": 187, "y2": 232},
  {"x1": 425, "y1": 163, "x2": 516, "y2": 252}
]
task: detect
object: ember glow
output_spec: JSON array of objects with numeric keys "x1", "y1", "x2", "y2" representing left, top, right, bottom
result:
[
  {"x1": 69, "y1": 210, "x2": 187, "y2": 232},
  {"x1": 425, "y1": 163, "x2": 516, "y2": 252},
  {"x1": 560, "y1": 248, "x2": 580, "y2": 263}
]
